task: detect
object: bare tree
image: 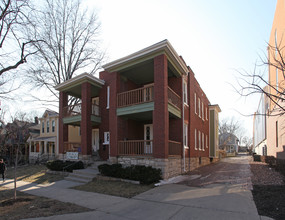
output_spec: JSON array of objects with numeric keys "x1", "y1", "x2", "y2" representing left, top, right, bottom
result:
[
  {"x1": 0, "y1": 0, "x2": 37, "y2": 75},
  {"x1": 235, "y1": 40, "x2": 285, "y2": 116},
  {"x1": 27, "y1": 0, "x2": 104, "y2": 105},
  {"x1": 219, "y1": 117, "x2": 246, "y2": 145},
  {"x1": 0, "y1": 118, "x2": 30, "y2": 200}
]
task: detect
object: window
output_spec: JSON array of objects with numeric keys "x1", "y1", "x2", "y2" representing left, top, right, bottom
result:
[
  {"x1": 106, "y1": 86, "x2": 110, "y2": 109},
  {"x1": 198, "y1": 98, "x2": 201, "y2": 118},
  {"x1": 47, "y1": 120, "x2": 49, "y2": 133},
  {"x1": 195, "y1": 129, "x2": 197, "y2": 150},
  {"x1": 194, "y1": 93, "x2": 197, "y2": 114},
  {"x1": 276, "y1": 121, "x2": 278, "y2": 148},
  {"x1": 206, "y1": 107, "x2": 208, "y2": 120},
  {"x1": 198, "y1": 131, "x2": 201, "y2": 150},
  {"x1": 184, "y1": 123, "x2": 188, "y2": 147},
  {"x1": 202, "y1": 102, "x2": 204, "y2": 120},
  {"x1": 202, "y1": 133, "x2": 204, "y2": 151},
  {"x1": 42, "y1": 122, "x2": 44, "y2": 133},
  {"x1": 183, "y1": 81, "x2": 188, "y2": 105},
  {"x1": 104, "y1": 132, "x2": 110, "y2": 144},
  {"x1": 52, "y1": 120, "x2": 55, "y2": 132},
  {"x1": 206, "y1": 135, "x2": 208, "y2": 148}
]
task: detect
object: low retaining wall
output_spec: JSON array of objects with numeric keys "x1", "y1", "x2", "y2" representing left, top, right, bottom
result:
[{"x1": 114, "y1": 156, "x2": 211, "y2": 179}]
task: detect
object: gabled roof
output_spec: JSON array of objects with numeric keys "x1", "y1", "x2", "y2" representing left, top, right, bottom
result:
[
  {"x1": 42, "y1": 109, "x2": 59, "y2": 119},
  {"x1": 219, "y1": 133, "x2": 238, "y2": 146},
  {"x1": 102, "y1": 39, "x2": 189, "y2": 76}
]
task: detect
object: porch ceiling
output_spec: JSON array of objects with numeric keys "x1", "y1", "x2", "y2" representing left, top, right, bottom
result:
[
  {"x1": 54, "y1": 73, "x2": 105, "y2": 98},
  {"x1": 103, "y1": 40, "x2": 189, "y2": 76},
  {"x1": 119, "y1": 59, "x2": 179, "y2": 85}
]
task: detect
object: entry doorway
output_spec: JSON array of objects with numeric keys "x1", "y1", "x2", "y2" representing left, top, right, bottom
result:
[
  {"x1": 92, "y1": 129, "x2": 99, "y2": 154},
  {"x1": 144, "y1": 124, "x2": 153, "y2": 154}
]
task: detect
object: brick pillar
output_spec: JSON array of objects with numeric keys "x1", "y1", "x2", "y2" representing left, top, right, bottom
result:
[
  {"x1": 153, "y1": 54, "x2": 169, "y2": 158},
  {"x1": 81, "y1": 82, "x2": 92, "y2": 156},
  {"x1": 59, "y1": 91, "x2": 68, "y2": 154},
  {"x1": 109, "y1": 72, "x2": 119, "y2": 158}
]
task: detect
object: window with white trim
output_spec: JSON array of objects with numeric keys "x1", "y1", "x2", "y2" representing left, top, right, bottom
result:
[
  {"x1": 183, "y1": 81, "x2": 188, "y2": 105},
  {"x1": 195, "y1": 129, "x2": 197, "y2": 150},
  {"x1": 198, "y1": 131, "x2": 201, "y2": 150},
  {"x1": 202, "y1": 102, "x2": 204, "y2": 120},
  {"x1": 202, "y1": 132, "x2": 204, "y2": 151},
  {"x1": 184, "y1": 123, "x2": 188, "y2": 147},
  {"x1": 198, "y1": 98, "x2": 201, "y2": 118},
  {"x1": 47, "y1": 120, "x2": 50, "y2": 133},
  {"x1": 52, "y1": 120, "x2": 55, "y2": 132},
  {"x1": 106, "y1": 86, "x2": 110, "y2": 109},
  {"x1": 104, "y1": 132, "x2": 110, "y2": 144},
  {"x1": 194, "y1": 93, "x2": 197, "y2": 114},
  {"x1": 42, "y1": 121, "x2": 44, "y2": 133}
]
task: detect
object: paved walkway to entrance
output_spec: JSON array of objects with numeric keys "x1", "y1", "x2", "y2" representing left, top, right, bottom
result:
[{"x1": 1, "y1": 155, "x2": 272, "y2": 220}]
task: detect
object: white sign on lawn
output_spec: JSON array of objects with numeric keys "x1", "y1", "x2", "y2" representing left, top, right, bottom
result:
[{"x1": 66, "y1": 152, "x2": 79, "y2": 160}]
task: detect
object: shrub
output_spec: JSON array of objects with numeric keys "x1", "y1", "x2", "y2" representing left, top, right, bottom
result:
[
  {"x1": 98, "y1": 163, "x2": 162, "y2": 184},
  {"x1": 46, "y1": 160, "x2": 84, "y2": 172},
  {"x1": 276, "y1": 158, "x2": 285, "y2": 176},
  {"x1": 253, "y1": 154, "x2": 261, "y2": 162},
  {"x1": 265, "y1": 156, "x2": 276, "y2": 167}
]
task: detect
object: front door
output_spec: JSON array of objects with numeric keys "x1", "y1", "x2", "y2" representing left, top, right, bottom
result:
[
  {"x1": 144, "y1": 124, "x2": 153, "y2": 154},
  {"x1": 92, "y1": 129, "x2": 99, "y2": 154}
]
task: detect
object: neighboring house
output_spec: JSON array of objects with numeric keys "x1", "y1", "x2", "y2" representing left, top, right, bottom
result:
[
  {"x1": 219, "y1": 133, "x2": 239, "y2": 156},
  {"x1": 28, "y1": 109, "x2": 81, "y2": 163},
  {"x1": 0, "y1": 120, "x2": 36, "y2": 165},
  {"x1": 253, "y1": 89, "x2": 268, "y2": 156},
  {"x1": 209, "y1": 105, "x2": 221, "y2": 161},
  {"x1": 266, "y1": 0, "x2": 285, "y2": 159},
  {"x1": 55, "y1": 40, "x2": 220, "y2": 179}
]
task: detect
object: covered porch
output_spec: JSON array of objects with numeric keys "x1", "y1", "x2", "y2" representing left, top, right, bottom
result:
[{"x1": 55, "y1": 73, "x2": 105, "y2": 159}]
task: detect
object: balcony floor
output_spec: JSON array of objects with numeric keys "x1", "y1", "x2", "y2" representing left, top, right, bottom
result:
[{"x1": 63, "y1": 115, "x2": 101, "y2": 126}]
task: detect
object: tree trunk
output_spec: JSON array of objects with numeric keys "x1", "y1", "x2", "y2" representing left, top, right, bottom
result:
[{"x1": 14, "y1": 145, "x2": 18, "y2": 200}]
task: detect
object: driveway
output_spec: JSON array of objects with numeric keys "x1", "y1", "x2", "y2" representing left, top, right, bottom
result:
[
  {"x1": 133, "y1": 155, "x2": 264, "y2": 220},
  {"x1": 178, "y1": 154, "x2": 253, "y2": 189}
]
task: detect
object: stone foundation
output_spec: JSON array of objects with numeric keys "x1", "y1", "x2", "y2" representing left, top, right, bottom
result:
[{"x1": 116, "y1": 156, "x2": 211, "y2": 179}]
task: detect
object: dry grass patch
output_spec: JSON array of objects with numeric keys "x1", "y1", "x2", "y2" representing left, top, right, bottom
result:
[
  {"x1": 6, "y1": 164, "x2": 65, "y2": 184},
  {"x1": 0, "y1": 187, "x2": 91, "y2": 220},
  {"x1": 73, "y1": 178, "x2": 154, "y2": 198}
]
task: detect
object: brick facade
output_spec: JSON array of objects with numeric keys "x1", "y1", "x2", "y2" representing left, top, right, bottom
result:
[{"x1": 56, "y1": 40, "x2": 216, "y2": 178}]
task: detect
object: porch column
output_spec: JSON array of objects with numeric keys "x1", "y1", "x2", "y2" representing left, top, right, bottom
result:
[
  {"x1": 81, "y1": 82, "x2": 92, "y2": 156},
  {"x1": 109, "y1": 72, "x2": 120, "y2": 159},
  {"x1": 153, "y1": 54, "x2": 169, "y2": 158},
  {"x1": 59, "y1": 91, "x2": 68, "y2": 155}
]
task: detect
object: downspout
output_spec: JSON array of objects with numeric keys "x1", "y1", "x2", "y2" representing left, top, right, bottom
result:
[{"x1": 182, "y1": 76, "x2": 186, "y2": 172}]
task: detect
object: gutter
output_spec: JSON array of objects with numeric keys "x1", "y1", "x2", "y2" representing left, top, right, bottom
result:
[{"x1": 182, "y1": 77, "x2": 186, "y2": 172}]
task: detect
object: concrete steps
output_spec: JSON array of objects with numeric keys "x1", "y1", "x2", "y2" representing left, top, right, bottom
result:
[{"x1": 65, "y1": 161, "x2": 108, "y2": 183}]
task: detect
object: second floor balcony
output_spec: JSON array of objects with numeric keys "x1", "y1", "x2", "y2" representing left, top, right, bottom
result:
[
  {"x1": 62, "y1": 103, "x2": 101, "y2": 126},
  {"x1": 117, "y1": 85, "x2": 181, "y2": 118}
]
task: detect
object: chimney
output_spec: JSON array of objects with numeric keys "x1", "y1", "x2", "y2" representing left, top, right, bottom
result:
[{"x1": 35, "y1": 117, "x2": 39, "y2": 124}]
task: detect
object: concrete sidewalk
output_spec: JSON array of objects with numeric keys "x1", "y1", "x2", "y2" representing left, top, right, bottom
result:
[{"x1": 1, "y1": 178, "x2": 271, "y2": 220}]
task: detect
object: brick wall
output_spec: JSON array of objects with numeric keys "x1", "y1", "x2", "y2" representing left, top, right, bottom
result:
[
  {"x1": 188, "y1": 68, "x2": 210, "y2": 158},
  {"x1": 153, "y1": 54, "x2": 169, "y2": 158}
]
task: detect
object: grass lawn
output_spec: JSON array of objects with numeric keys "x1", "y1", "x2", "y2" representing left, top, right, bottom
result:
[
  {"x1": 5, "y1": 164, "x2": 65, "y2": 184},
  {"x1": 73, "y1": 178, "x2": 154, "y2": 198},
  {"x1": 0, "y1": 164, "x2": 154, "y2": 219},
  {"x1": 0, "y1": 187, "x2": 91, "y2": 220}
]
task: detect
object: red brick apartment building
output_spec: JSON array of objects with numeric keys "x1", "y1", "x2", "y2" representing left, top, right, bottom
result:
[{"x1": 55, "y1": 40, "x2": 219, "y2": 178}]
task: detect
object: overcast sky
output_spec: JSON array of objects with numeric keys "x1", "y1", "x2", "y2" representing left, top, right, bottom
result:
[{"x1": 82, "y1": 0, "x2": 277, "y2": 136}]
